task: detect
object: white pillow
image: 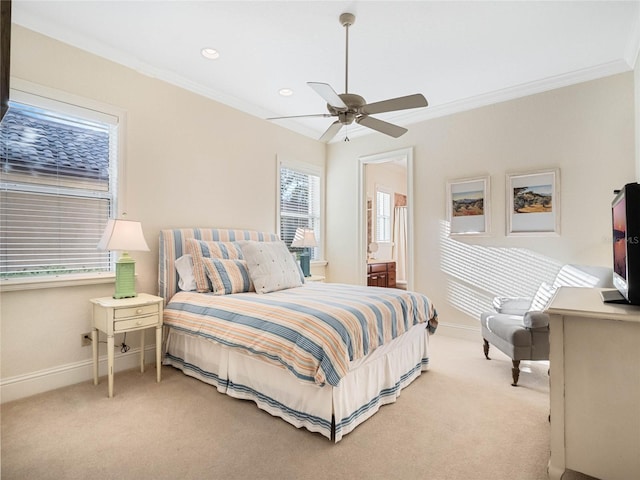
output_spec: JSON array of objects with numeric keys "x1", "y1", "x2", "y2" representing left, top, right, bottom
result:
[
  {"x1": 529, "y1": 281, "x2": 557, "y2": 311},
  {"x1": 492, "y1": 296, "x2": 532, "y2": 315},
  {"x1": 240, "y1": 241, "x2": 303, "y2": 293},
  {"x1": 175, "y1": 254, "x2": 197, "y2": 292}
]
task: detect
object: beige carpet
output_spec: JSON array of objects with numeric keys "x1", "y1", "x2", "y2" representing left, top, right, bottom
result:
[{"x1": 1, "y1": 334, "x2": 597, "y2": 480}]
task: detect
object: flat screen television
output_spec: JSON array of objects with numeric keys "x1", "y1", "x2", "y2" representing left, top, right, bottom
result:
[{"x1": 603, "y1": 182, "x2": 640, "y2": 305}]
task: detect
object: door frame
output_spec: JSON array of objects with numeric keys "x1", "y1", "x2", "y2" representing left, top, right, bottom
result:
[{"x1": 358, "y1": 147, "x2": 414, "y2": 289}]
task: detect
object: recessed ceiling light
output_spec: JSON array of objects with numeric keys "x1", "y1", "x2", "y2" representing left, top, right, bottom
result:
[
  {"x1": 201, "y1": 48, "x2": 219, "y2": 60},
  {"x1": 279, "y1": 88, "x2": 294, "y2": 97}
]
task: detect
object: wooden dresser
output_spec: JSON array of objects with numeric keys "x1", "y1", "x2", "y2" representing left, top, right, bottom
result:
[{"x1": 367, "y1": 261, "x2": 396, "y2": 288}]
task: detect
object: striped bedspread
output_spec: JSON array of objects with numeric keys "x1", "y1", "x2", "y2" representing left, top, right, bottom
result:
[{"x1": 163, "y1": 283, "x2": 437, "y2": 387}]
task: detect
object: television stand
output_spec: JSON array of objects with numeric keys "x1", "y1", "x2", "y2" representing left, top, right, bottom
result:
[
  {"x1": 547, "y1": 287, "x2": 640, "y2": 480},
  {"x1": 600, "y1": 288, "x2": 629, "y2": 304}
]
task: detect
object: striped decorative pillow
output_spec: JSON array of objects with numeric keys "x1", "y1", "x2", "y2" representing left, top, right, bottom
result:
[
  {"x1": 186, "y1": 238, "x2": 244, "y2": 293},
  {"x1": 202, "y1": 258, "x2": 254, "y2": 295}
]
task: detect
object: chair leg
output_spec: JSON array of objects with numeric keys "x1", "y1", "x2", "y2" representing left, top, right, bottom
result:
[
  {"x1": 511, "y1": 360, "x2": 521, "y2": 386},
  {"x1": 483, "y1": 338, "x2": 490, "y2": 360}
]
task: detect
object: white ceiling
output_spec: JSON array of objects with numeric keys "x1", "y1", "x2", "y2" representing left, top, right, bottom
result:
[{"x1": 12, "y1": 1, "x2": 640, "y2": 142}]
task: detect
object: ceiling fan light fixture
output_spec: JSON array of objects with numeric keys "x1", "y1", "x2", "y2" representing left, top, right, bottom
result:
[
  {"x1": 266, "y1": 12, "x2": 428, "y2": 143},
  {"x1": 200, "y1": 47, "x2": 220, "y2": 60}
]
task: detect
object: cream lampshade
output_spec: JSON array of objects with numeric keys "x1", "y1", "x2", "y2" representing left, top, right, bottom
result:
[
  {"x1": 97, "y1": 219, "x2": 150, "y2": 299},
  {"x1": 291, "y1": 228, "x2": 317, "y2": 277}
]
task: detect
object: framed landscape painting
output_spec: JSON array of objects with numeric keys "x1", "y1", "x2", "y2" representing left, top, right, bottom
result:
[
  {"x1": 446, "y1": 176, "x2": 490, "y2": 236},
  {"x1": 506, "y1": 168, "x2": 560, "y2": 236}
]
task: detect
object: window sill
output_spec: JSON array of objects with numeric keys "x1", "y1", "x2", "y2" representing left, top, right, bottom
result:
[{"x1": 0, "y1": 272, "x2": 116, "y2": 292}]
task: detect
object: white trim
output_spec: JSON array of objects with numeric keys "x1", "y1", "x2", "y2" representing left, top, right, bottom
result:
[
  {"x1": 0, "y1": 345, "x2": 158, "y2": 403},
  {"x1": 0, "y1": 272, "x2": 115, "y2": 292},
  {"x1": 10, "y1": 78, "x2": 123, "y2": 125},
  {"x1": 359, "y1": 148, "x2": 414, "y2": 289}
]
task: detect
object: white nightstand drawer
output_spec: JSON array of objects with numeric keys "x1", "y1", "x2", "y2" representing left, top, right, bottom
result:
[
  {"x1": 114, "y1": 314, "x2": 159, "y2": 331},
  {"x1": 91, "y1": 293, "x2": 164, "y2": 398},
  {"x1": 114, "y1": 303, "x2": 159, "y2": 319}
]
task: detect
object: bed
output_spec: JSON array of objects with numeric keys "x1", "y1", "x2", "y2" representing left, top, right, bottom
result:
[{"x1": 159, "y1": 228, "x2": 438, "y2": 442}]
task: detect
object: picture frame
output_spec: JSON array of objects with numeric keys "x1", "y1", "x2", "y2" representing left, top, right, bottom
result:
[
  {"x1": 446, "y1": 175, "x2": 490, "y2": 236},
  {"x1": 506, "y1": 168, "x2": 560, "y2": 236}
]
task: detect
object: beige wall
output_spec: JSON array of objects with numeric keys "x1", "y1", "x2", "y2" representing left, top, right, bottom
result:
[
  {"x1": 326, "y1": 73, "x2": 635, "y2": 337},
  {"x1": 1, "y1": 25, "x2": 637, "y2": 401},
  {"x1": 0, "y1": 26, "x2": 325, "y2": 400}
]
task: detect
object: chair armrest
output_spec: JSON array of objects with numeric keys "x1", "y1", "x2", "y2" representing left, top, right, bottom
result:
[
  {"x1": 523, "y1": 311, "x2": 550, "y2": 329},
  {"x1": 492, "y1": 296, "x2": 532, "y2": 315}
]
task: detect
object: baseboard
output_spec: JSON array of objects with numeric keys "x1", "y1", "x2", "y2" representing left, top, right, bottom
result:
[
  {"x1": 436, "y1": 322, "x2": 481, "y2": 343},
  {"x1": 3, "y1": 323, "x2": 482, "y2": 403},
  {"x1": 0, "y1": 346, "x2": 158, "y2": 403}
]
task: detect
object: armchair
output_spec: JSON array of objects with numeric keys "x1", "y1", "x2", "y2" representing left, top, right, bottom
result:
[{"x1": 480, "y1": 264, "x2": 612, "y2": 386}]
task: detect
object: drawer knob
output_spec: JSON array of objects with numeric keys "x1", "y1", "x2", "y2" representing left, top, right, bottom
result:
[
  {"x1": 136, "y1": 308, "x2": 143, "y2": 314},
  {"x1": 136, "y1": 320, "x2": 143, "y2": 325}
]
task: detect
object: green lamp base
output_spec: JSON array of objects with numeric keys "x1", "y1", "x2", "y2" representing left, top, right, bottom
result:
[
  {"x1": 113, "y1": 252, "x2": 137, "y2": 299},
  {"x1": 299, "y1": 251, "x2": 311, "y2": 277}
]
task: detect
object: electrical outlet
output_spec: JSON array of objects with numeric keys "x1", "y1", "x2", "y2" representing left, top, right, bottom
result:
[{"x1": 81, "y1": 332, "x2": 92, "y2": 347}]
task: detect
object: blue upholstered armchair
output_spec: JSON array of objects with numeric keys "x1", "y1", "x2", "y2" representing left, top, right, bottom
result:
[{"x1": 480, "y1": 264, "x2": 612, "y2": 386}]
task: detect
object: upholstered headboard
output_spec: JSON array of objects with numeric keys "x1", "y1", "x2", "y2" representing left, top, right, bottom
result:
[{"x1": 158, "y1": 228, "x2": 279, "y2": 302}]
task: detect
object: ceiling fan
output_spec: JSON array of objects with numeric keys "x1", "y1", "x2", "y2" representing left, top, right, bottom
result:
[{"x1": 268, "y1": 12, "x2": 428, "y2": 143}]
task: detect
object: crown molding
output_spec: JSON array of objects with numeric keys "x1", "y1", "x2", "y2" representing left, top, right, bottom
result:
[
  {"x1": 13, "y1": 16, "x2": 635, "y2": 144},
  {"x1": 336, "y1": 59, "x2": 633, "y2": 143}
]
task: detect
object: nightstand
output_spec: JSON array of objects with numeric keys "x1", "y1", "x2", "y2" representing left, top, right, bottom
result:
[
  {"x1": 90, "y1": 293, "x2": 163, "y2": 398},
  {"x1": 305, "y1": 275, "x2": 326, "y2": 283}
]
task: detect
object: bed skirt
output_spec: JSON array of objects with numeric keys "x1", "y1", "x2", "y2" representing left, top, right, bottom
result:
[{"x1": 163, "y1": 322, "x2": 430, "y2": 442}]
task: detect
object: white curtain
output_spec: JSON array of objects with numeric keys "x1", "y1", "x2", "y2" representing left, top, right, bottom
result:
[{"x1": 393, "y1": 206, "x2": 408, "y2": 282}]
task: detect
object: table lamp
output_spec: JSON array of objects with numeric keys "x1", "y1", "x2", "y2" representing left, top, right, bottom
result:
[
  {"x1": 291, "y1": 228, "x2": 317, "y2": 277},
  {"x1": 97, "y1": 219, "x2": 150, "y2": 299}
]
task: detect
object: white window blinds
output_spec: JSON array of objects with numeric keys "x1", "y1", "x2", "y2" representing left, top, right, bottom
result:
[
  {"x1": 279, "y1": 165, "x2": 321, "y2": 260},
  {"x1": 0, "y1": 100, "x2": 117, "y2": 278}
]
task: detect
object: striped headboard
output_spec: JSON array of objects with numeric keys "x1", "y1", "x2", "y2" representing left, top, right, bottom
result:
[{"x1": 158, "y1": 228, "x2": 280, "y2": 302}]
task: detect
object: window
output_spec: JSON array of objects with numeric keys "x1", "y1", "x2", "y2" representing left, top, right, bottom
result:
[
  {"x1": 376, "y1": 188, "x2": 391, "y2": 243},
  {"x1": 278, "y1": 163, "x2": 321, "y2": 260},
  {"x1": 0, "y1": 92, "x2": 119, "y2": 280}
]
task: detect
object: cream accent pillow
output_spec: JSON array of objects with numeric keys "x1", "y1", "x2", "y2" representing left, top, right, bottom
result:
[{"x1": 240, "y1": 241, "x2": 303, "y2": 293}]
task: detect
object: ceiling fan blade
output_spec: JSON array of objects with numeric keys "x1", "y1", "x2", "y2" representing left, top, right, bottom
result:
[
  {"x1": 267, "y1": 113, "x2": 333, "y2": 120},
  {"x1": 319, "y1": 121, "x2": 343, "y2": 143},
  {"x1": 356, "y1": 115, "x2": 408, "y2": 138},
  {"x1": 308, "y1": 82, "x2": 348, "y2": 110},
  {"x1": 361, "y1": 93, "x2": 428, "y2": 115}
]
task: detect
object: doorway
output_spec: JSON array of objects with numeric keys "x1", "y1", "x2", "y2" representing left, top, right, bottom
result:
[{"x1": 358, "y1": 148, "x2": 413, "y2": 289}]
